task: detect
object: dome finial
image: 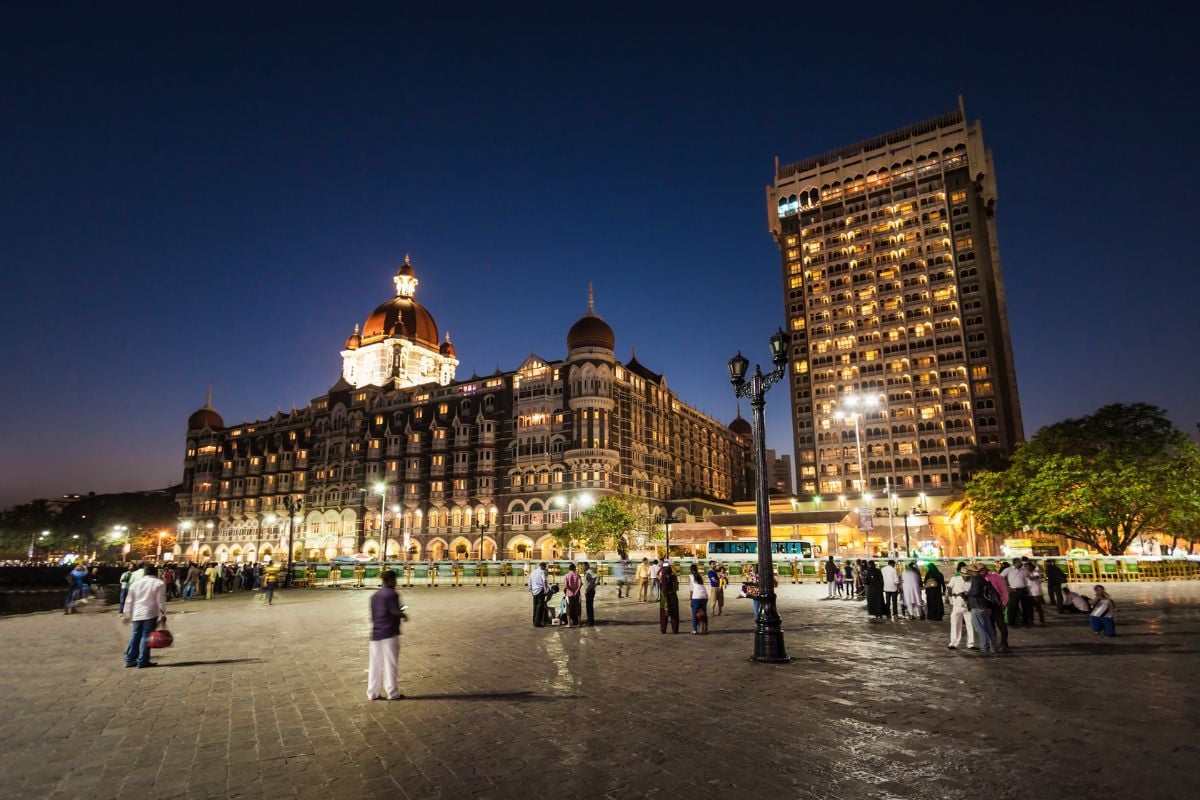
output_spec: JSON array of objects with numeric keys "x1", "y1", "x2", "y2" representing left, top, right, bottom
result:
[
  {"x1": 587, "y1": 282, "x2": 594, "y2": 315},
  {"x1": 444, "y1": 331, "x2": 451, "y2": 343},
  {"x1": 631, "y1": 345, "x2": 637, "y2": 359},
  {"x1": 353, "y1": 323, "x2": 359, "y2": 334},
  {"x1": 205, "y1": 386, "x2": 213, "y2": 409},
  {"x1": 404, "y1": 253, "x2": 411, "y2": 266}
]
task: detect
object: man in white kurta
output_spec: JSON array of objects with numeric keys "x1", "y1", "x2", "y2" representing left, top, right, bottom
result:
[
  {"x1": 367, "y1": 570, "x2": 406, "y2": 701},
  {"x1": 947, "y1": 562, "x2": 975, "y2": 649},
  {"x1": 900, "y1": 563, "x2": 925, "y2": 619}
]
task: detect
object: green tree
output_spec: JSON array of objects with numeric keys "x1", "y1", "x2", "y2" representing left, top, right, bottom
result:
[
  {"x1": 0, "y1": 499, "x2": 57, "y2": 556},
  {"x1": 551, "y1": 497, "x2": 637, "y2": 559},
  {"x1": 965, "y1": 403, "x2": 1200, "y2": 555}
]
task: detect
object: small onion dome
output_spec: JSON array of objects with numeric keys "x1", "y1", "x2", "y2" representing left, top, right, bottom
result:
[
  {"x1": 729, "y1": 416, "x2": 752, "y2": 436},
  {"x1": 345, "y1": 323, "x2": 361, "y2": 350},
  {"x1": 439, "y1": 331, "x2": 456, "y2": 357},
  {"x1": 188, "y1": 389, "x2": 224, "y2": 431},
  {"x1": 566, "y1": 282, "x2": 614, "y2": 351}
]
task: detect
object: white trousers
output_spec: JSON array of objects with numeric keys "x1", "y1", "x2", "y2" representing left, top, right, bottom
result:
[
  {"x1": 367, "y1": 636, "x2": 400, "y2": 700},
  {"x1": 950, "y1": 606, "x2": 975, "y2": 647}
]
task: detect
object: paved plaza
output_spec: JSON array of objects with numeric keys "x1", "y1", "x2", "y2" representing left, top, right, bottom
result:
[{"x1": 2, "y1": 579, "x2": 1198, "y2": 799}]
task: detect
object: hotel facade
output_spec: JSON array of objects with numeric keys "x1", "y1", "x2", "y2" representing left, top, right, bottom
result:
[
  {"x1": 177, "y1": 260, "x2": 751, "y2": 563},
  {"x1": 767, "y1": 101, "x2": 1023, "y2": 505}
]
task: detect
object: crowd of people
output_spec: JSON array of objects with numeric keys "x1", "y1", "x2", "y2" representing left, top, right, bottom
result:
[
  {"x1": 527, "y1": 558, "x2": 732, "y2": 634},
  {"x1": 821, "y1": 554, "x2": 1119, "y2": 654}
]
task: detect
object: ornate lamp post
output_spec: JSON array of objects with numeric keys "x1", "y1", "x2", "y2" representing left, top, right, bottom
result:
[
  {"x1": 283, "y1": 494, "x2": 303, "y2": 587},
  {"x1": 729, "y1": 328, "x2": 792, "y2": 664}
]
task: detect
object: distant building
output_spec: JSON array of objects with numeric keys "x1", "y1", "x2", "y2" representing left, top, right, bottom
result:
[
  {"x1": 178, "y1": 260, "x2": 751, "y2": 562},
  {"x1": 765, "y1": 449, "x2": 793, "y2": 495},
  {"x1": 767, "y1": 100, "x2": 1023, "y2": 502}
]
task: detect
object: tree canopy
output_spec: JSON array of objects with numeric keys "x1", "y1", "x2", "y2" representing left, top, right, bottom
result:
[
  {"x1": 550, "y1": 496, "x2": 638, "y2": 559},
  {"x1": 964, "y1": 403, "x2": 1200, "y2": 554},
  {"x1": 0, "y1": 490, "x2": 180, "y2": 558}
]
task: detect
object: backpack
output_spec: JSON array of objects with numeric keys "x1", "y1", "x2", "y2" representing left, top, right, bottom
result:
[{"x1": 981, "y1": 580, "x2": 1002, "y2": 609}]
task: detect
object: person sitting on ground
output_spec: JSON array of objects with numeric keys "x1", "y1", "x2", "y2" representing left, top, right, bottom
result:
[
  {"x1": 1089, "y1": 585, "x2": 1117, "y2": 637},
  {"x1": 1061, "y1": 586, "x2": 1091, "y2": 613}
]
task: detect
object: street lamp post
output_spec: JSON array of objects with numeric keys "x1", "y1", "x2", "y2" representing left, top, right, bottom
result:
[
  {"x1": 373, "y1": 484, "x2": 389, "y2": 560},
  {"x1": 29, "y1": 530, "x2": 49, "y2": 561},
  {"x1": 389, "y1": 504, "x2": 401, "y2": 560},
  {"x1": 110, "y1": 525, "x2": 129, "y2": 561},
  {"x1": 488, "y1": 505, "x2": 500, "y2": 560},
  {"x1": 902, "y1": 495, "x2": 930, "y2": 559},
  {"x1": 834, "y1": 394, "x2": 880, "y2": 496},
  {"x1": 729, "y1": 327, "x2": 792, "y2": 664},
  {"x1": 552, "y1": 493, "x2": 593, "y2": 560},
  {"x1": 283, "y1": 494, "x2": 303, "y2": 586},
  {"x1": 885, "y1": 477, "x2": 897, "y2": 557}
]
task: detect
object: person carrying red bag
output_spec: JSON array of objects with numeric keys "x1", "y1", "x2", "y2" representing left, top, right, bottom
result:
[{"x1": 122, "y1": 564, "x2": 167, "y2": 669}]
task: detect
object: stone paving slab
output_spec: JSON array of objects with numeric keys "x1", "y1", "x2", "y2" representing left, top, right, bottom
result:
[{"x1": 1, "y1": 581, "x2": 1198, "y2": 799}]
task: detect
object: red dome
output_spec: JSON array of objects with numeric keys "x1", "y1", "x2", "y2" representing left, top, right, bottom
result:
[
  {"x1": 361, "y1": 296, "x2": 440, "y2": 349},
  {"x1": 567, "y1": 313, "x2": 615, "y2": 351},
  {"x1": 729, "y1": 416, "x2": 752, "y2": 436},
  {"x1": 188, "y1": 407, "x2": 225, "y2": 431}
]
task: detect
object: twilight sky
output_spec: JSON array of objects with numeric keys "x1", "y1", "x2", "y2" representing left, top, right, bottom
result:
[{"x1": 2, "y1": 3, "x2": 1197, "y2": 510}]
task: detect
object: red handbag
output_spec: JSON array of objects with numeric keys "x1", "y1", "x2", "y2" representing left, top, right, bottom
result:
[{"x1": 147, "y1": 627, "x2": 174, "y2": 649}]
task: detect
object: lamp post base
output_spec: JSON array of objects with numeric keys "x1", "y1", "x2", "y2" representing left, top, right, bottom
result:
[{"x1": 750, "y1": 594, "x2": 792, "y2": 663}]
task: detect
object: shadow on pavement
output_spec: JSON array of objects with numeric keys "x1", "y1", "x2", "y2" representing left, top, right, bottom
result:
[
  {"x1": 160, "y1": 659, "x2": 264, "y2": 667},
  {"x1": 1003, "y1": 643, "x2": 1199, "y2": 657},
  {"x1": 401, "y1": 691, "x2": 566, "y2": 702}
]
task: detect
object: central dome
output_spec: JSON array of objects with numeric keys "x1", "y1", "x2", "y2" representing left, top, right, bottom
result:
[
  {"x1": 359, "y1": 257, "x2": 440, "y2": 349},
  {"x1": 361, "y1": 296, "x2": 440, "y2": 348},
  {"x1": 566, "y1": 284, "x2": 614, "y2": 351}
]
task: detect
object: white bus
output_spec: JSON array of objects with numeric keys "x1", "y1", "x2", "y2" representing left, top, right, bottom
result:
[{"x1": 704, "y1": 539, "x2": 818, "y2": 561}]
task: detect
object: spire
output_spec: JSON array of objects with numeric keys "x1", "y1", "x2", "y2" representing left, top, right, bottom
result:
[
  {"x1": 353, "y1": 323, "x2": 359, "y2": 334},
  {"x1": 404, "y1": 253, "x2": 411, "y2": 266},
  {"x1": 587, "y1": 282, "x2": 595, "y2": 315},
  {"x1": 444, "y1": 331, "x2": 451, "y2": 344},
  {"x1": 631, "y1": 345, "x2": 637, "y2": 360},
  {"x1": 205, "y1": 387, "x2": 213, "y2": 409}
]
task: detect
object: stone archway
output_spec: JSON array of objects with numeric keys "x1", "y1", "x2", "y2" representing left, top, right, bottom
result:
[
  {"x1": 427, "y1": 538, "x2": 447, "y2": 561},
  {"x1": 449, "y1": 536, "x2": 472, "y2": 560}
]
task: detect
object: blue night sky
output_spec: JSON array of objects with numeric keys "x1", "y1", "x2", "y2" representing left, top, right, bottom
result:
[{"x1": 2, "y1": 2, "x2": 1197, "y2": 509}]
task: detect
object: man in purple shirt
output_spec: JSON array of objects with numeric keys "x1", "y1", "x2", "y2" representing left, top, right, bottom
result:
[{"x1": 367, "y1": 570, "x2": 407, "y2": 701}]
